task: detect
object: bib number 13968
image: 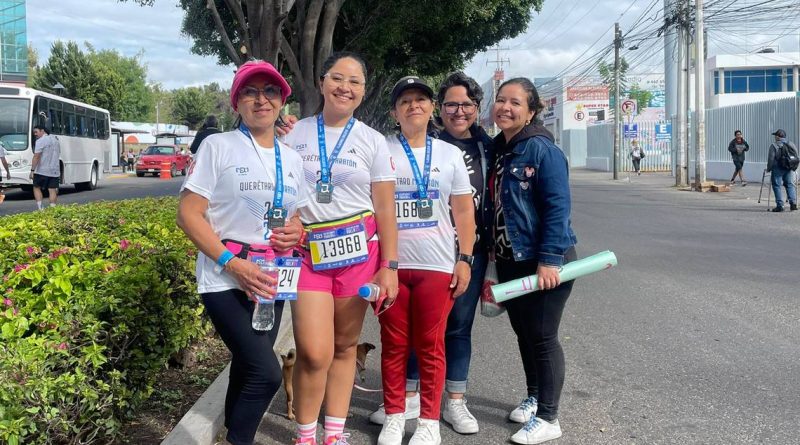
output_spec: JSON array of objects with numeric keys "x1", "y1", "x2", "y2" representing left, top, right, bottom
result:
[{"x1": 318, "y1": 235, "x2": 363, "y2": 260}]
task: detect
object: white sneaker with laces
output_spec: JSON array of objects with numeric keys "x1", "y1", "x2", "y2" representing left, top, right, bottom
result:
[
  {"x1": 511, "y1": 417, "x2": 562, "y2": 444},
  {"x1": 408, "y1": 418, "x2": 441, "y2": 445},
  {"x1": 377, "y1": 413, "x2": 405, "y2": 445},
  {"x1": 442, "y1": 398, "x2": 479, "y2": 434},
  {"x1": 369, "y1": 393, "x2": 421, "y2": 424},
  {"x1": 508, "y1": 396, "x2": 538, "y2": 423}
]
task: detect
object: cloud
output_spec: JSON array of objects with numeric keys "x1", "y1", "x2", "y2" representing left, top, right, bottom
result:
[{"x1": 27, "y1": 0, "x2": 233, "y2": 90}]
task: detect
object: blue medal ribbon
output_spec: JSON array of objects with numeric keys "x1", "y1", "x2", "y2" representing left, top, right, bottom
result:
[
  {"x1": 397, "y1": 134, "x2": 432, "y2": 200},
  {"x1": 316, "y1": 113, "x2": 356, "y2": 185},
  {"x1": 239, "y1": 124, "x2": 283, "y2": 210}
]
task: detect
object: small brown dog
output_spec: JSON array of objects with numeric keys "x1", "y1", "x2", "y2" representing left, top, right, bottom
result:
[
  {"x1": 280, "y1": 348, "x2": 297, "y2": 420},
  {"x1": 281, "y1": 342, "x2": 377, "y2": 419}
]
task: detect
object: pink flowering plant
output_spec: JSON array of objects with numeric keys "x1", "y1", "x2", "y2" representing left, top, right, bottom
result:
[{"x1": 0, "y1": 198, "x2": 205, "y2": 444}]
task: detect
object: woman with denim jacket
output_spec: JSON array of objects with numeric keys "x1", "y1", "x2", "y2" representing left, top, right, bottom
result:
[{"x1": 490, "y1": 77, "x2": 578, "y2": 445}]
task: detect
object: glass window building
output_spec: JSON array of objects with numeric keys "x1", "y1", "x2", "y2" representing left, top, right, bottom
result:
[{"x1": 0, "y1": 0, "x2": 27, "y2": 83}]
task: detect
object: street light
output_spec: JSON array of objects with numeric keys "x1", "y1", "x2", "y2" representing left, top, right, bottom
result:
[{"x1": 52, "y1": 82, "x2": 65, "y2": 96}]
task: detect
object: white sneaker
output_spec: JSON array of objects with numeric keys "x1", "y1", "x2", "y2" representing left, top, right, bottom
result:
[
  {"x1": 369, "y1": 393, "x2": 421, "y2": 424},
  {"x1": 508, "y1": 396, "x2": 538, "y2": 423},
  {"x1": 409, "y1": 418, "x2": 441, "y2": 445},
  {"x1": 377, "y1": 413, "x2": 405, "y2": 445},
  {"x1": 442, "y1": 398, "x2": 479, "y2": 434},
  {"x1": 511, "y1": 417, "x2": 562, "y2": 444}
]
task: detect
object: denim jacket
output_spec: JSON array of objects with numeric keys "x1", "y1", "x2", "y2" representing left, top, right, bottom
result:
[{"x1": 495, "y1": 122, "x2": 577, "y2": 267}]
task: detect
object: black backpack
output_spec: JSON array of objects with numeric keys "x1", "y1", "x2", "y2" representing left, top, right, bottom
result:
[{"x1": 778, "y1": 141, "x2": 799, "y2": 171}]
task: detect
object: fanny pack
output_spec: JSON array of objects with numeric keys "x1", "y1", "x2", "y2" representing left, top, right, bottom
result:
[
  {"x1": 302, "y1": 211, "x2": 376, "y2": 271},
  {"x1": 221, "y1": 239, "x2": 300, "y2": 300}
]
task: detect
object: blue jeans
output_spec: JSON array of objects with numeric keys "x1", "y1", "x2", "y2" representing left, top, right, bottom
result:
[
  {"x1": 406, "y1": 252, "x2": 488, "y2": 394},
  {"x1": 771, "y1": 167, "x2": 797, "y2": 207}
]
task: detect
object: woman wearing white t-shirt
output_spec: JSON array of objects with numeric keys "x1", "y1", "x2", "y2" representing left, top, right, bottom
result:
[
  {"x1": 377, "y1": 77, "x2": 476, "y2": 445},
  {"x1": 282, "y1": 52, "x2": 399, "y2": 445},
  {"x1": 177, "y1": 61, "x2": 308, "y2": 445}
]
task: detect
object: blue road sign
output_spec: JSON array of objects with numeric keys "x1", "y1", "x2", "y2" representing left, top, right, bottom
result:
[
  {"x1": 655, "y1": 122, "x2": 672, "y2": 141},
  {"x1": 624, "y1": 124, "x2": 638, "y2": 139}
]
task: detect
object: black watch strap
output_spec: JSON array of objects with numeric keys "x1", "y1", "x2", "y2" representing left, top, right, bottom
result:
[{"x1": 458, "y1": 253, "x2": 474, "y2": 266}]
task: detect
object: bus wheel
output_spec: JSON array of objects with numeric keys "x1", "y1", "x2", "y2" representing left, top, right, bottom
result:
[{"x1": 76, "y1": 163, "x2": 98, "y2": 191}]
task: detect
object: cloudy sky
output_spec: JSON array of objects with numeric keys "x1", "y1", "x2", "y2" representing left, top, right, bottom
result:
[{"x1": 27, "y1": 0, "x2": 800, "y2": 91}]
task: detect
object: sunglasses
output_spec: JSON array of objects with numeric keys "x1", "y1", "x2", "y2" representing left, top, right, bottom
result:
[{"x1": 239, "y1": 85, "x2": 282, "y2": 101}]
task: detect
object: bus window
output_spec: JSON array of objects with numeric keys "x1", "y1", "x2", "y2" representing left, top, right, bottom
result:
[
  {"x1": 0, "y1": 98, "x2": 31, "y2": 151},
  {"x1": 68, "y1": 114, "x2": 77, "y2": 136},
  {"x1": 78, "y1": 115, "x2": 87, "y2": 137},
  {"x1": 89, "y1": 117, "x2": 97, "y2": 138}
]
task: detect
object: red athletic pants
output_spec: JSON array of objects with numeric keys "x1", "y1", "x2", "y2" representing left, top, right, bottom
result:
[{"x1": 379, "y1": 269, "x2": 455, "y2": 420}]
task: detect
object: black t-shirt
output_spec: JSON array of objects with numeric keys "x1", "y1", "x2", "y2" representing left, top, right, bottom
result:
[
  {"x1": 491, "y1": 150, "x2": 514, "y2": 260},
  {"x1": 440, "y1": 130, "x2": 490, "y2": 251}
]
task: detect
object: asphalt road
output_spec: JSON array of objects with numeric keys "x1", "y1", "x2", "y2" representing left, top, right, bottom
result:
[
  {"x1": 257, "y1": 170, "x2": 800, "y2": 445},
  {"x1": 0, "y1": 172, "x2": 184, "y2": 217}
]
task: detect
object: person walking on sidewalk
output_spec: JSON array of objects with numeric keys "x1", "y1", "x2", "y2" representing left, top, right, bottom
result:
[
  {"x1": 30, "y1": 124, "x2": 61, "y2": 210},
  {"x1": 491, "y1": 78, "x2": 578, "y2": 445},
  {"x1": 177, "y1": 61, "x2": 308, "y2": 445},
  {"x1": 0, "y1": 143, "x2": 10, "y2": 203},
  {"x1": 376, "y1": 76, "x2": 476, "y2": 445},
  {"x1": 728, "y1": 130, "x2": 749, "y2": 186},
  {"x1": 369, "y1": 72, "x2": 494, "y2": 436},
  {"x1": 766, "y1": 129, "x2": 798, "y2": 212},
  {"x1": 629, "y1": 139, "x2": 644, "y2": 175},
  {"x1": 282, "y1": 51, "x2": 399, "y2": 445}
]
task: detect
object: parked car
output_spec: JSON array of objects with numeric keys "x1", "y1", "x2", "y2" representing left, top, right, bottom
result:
[{"x1": 135, "y1": 145, "x2": 191, "y2": 177}]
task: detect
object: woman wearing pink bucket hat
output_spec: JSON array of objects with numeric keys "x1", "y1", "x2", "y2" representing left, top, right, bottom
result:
[{"x1": 178, "y1": 60, "x2": 308, "y2": 445}]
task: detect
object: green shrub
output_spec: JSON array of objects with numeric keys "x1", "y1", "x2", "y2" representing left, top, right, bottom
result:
[{"x1": 0, "y1": 197, "x2": 207, "y2": 444}]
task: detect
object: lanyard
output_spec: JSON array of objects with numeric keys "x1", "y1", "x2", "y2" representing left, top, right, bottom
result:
[
  {"x1": 397, "y1": 134, "x2": 433, "y2": 200},
  {"x1": 238, "y1": 124, "x2": 284, "y2": 209},
  {"x1": 317, "y1": 114, "x2": 356, "y2": 184}
]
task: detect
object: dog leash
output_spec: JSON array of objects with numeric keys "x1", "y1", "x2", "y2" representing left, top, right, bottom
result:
[{"x1": 352, "y1": 357, "x2": 383, "y2": 393}]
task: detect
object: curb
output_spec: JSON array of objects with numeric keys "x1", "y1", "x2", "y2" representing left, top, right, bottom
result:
[{"x1": 161, "y1": 304, "x2": 295, "y2": 445}]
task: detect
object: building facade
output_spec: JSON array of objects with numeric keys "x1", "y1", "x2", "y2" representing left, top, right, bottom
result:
[
  {"x1": 0, "y1": 0, "x2": 26, "y2": 84},
  {"x1": 707, "y1": 52, "x2": 800, "y2": 109}
]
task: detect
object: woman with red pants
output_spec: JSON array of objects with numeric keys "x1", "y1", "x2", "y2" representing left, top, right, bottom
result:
[{"x1": 377, "y1": 76, "x2": 476, "y2": 445}]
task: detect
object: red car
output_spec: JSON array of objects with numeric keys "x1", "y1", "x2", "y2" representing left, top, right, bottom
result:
[{"x1": 135, "y1": 145, "x2": 191, "y2": 177}]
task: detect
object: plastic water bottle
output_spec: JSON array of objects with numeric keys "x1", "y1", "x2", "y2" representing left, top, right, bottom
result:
[
  {"x1": 252, "y1": 259, "x2": 278, "y2": 331},
  {"x1": 358, "y1": 283, "x2": 381, "y2": 302}
]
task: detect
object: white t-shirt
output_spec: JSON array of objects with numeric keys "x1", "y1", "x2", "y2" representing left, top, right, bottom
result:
[
  {"x1": 181, "y1": 131, "x2": 309, "y2": 293},
  {"x1": 0, "y1": 145, "x2": 6, "y2": 157},
  {"x1": 34, "y1": 134, "x2": 61, "y2": 178},
  {"x1": 283, "y1": 116, "x2": 395, "y2": 224},
  {"x1": 387, "y1": 136, "x2": 471, "y2": 273}
]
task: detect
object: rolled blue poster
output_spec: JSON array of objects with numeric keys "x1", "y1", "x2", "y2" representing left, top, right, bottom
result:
[{"x1": 491, "y1": 250, "x2": 618, "y2": 303}]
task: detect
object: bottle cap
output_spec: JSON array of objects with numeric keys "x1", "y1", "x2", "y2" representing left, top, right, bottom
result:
[{"x1": 358, "y1": 285, "x2": 371, "y2": 299}]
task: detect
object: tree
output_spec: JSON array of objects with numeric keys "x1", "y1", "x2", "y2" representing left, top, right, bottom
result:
[
  {"x1": 626, "y1": 83, "x2": 653, "y2": 116},
  {"x1": 32, "y1": 41, "x2": 97, "y2": 103},
  {"x1": 27, "y1": 44, "x2": 38, "y2": 80},
  {"x1": 171, "y1": 87, "x2": 213, "y2": 129},
  {"x1": 598, "y1": 57, "x2": 629, "y2": 92},
  {"x1": 125, "y1": 0, "x2": 542, "y2": 126}
]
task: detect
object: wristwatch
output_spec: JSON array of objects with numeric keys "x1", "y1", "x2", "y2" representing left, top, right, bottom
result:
[
  {"x1": 380, "y1": 259, "x2": 399, "y2": 271},
  {"x1": 457, "y1": 253, "x2": 474, "y2": 266}
]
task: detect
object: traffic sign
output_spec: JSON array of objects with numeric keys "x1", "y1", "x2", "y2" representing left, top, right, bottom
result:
[
  {"x1": 655, "y1": 123, "x2": 672, "y2": 141},
  {"x1": 621, "y1": 99, "x2": 637, "y2": 115},
  {"x1": 623, "y1": 123, "x2": 638, "y2": 139},
  {"x1": 574, "y1": 111, "x2": 585, "y2": 121}
]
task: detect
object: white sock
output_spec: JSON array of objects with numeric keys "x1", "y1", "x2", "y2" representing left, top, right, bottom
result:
[
  {"x1": 49, "y1": 203, "x2": 56, "y2": 207},
  {"x1": 36, "y1": 201, "x2": 43, "y2": 210}
]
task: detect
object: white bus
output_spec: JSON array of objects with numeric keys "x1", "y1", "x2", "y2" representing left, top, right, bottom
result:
[{"x1": 0, "y1": 84, "x2": 110, "y2": 191}]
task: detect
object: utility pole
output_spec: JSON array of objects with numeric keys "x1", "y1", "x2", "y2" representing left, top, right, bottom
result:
[
  {"x1": 675, "y1": 3, "x2": 686, "y2": 186},
  {"x1": 613, "y1": 23, "x2": 622, "y2": 180},
  {"x1": 694, "y1": 0, "x2": 707, "y2": 189},
  {"x1": 487, "y1": 45, "x2": 510, "y2": 135}
]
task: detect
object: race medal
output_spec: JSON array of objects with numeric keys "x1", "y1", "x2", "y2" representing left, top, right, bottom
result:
[
  {"x1": 416, "y1": 198, "x2": 434, "y2": 219},
  {"x1": 268, "y1": 207, "x2": 286, "y2": 229},
  {"x1": 316, "y1": 181, "x2": 333, "y2": 204}
]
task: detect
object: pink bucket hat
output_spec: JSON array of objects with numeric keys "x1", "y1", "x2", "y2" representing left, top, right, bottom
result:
[{"x1": 230, "y1": 61, "x2": 292, "y2": 111}]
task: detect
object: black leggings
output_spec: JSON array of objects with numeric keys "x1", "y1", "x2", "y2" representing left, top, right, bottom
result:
[
  {"x1": 202, "y1": 290, "x2": 285, "y2": 445},
  {"x1": 498, "y1": 247, "x2": 577, "y2": 422}
]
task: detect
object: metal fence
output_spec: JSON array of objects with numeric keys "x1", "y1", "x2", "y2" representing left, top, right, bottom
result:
[{"x1": 585, "y1": 96, "x2": 799, "y2": 179}]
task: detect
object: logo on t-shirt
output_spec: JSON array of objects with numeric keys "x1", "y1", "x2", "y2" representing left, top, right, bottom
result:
[{"x1": 235, "y1": 167, "x2": 249, "y2": 175}]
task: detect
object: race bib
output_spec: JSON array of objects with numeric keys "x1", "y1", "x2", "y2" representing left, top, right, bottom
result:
[
  {"x1": 308, "y1": 219, "x2": 369, "y2": 270},
  {"x1": 395, "y1": 190, "x2": 440, "y2": 230},
  {"x1": 275, "y1": 257, "x2": 301, "y2": 300}
]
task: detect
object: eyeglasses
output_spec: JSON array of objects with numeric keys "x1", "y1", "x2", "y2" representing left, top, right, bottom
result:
[
  {"x1": 239, "y1": 85, "x2": 282, "y2": 101},
  {"x1": 442, "y1": 101, "x2": 477, "y2": 115},
  {"x1": 323, "y1": 73, "x2": 366, "y2": 90}
]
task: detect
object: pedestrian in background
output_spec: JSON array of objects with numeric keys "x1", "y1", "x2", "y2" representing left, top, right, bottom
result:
[
  {"x1": 491, "y1": 78, "x2": 578, "y2": 445},
  {"x1": 629, "y1": 139, "x2": 644, "y2": 176},
  {"x1": 728, "y1": 130, "x2": 749, "y2": 186},
  {"x1": 30, "y1": 124, "x2": 61, "y2": 210},
  {"x1": 177, "y1": 61, "x2": 307, "y2": 445},
  {"x1": 0, "y1": 143, "x2": 10, "y2": 203},
  {"x1": 190, "y1": 114, "x2": 222, "y2": 154},
  {"x1": 126, "y1": 149, "x2": 136, "y2": 172},
  {"x1": 376, "y1": 76, "x2": 475, "y2": 445},
  {"x1": 282, "y1": 51, "x2": 398, "y2": 445},
  {"x1": 766, "y1": 129, "x2": 798, "y2": 212}
]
